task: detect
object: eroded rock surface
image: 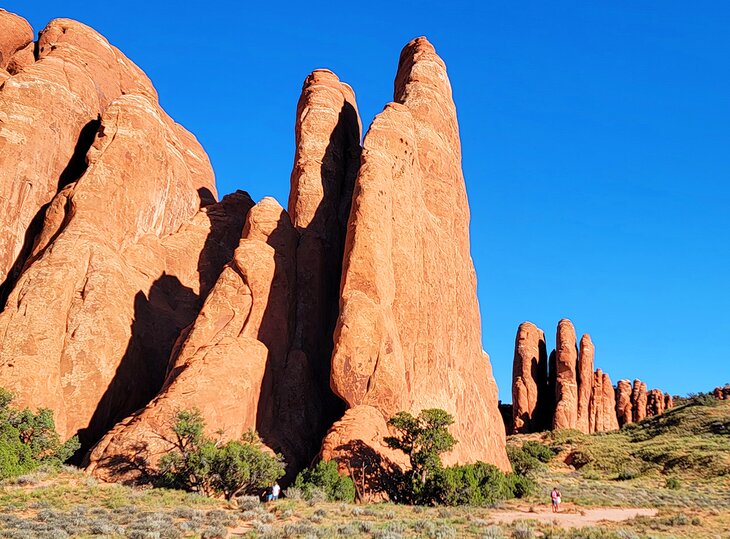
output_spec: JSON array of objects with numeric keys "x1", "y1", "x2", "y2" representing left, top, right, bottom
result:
[
  {"x1": 323, "y1": 37, "x2": 509, "y2": 478},
  {"x1": 576, "y1": 334, "x2": 594, "y2": 433},
  {"x1": 0, "y1": 89, "x2": 248, "y2": 451},
  {"x1": 512, "y1": 322, "x2": 548, "y2": 433},
  {"x1": 0, "y1": 17, "x2": 157, "y2": 303},
  {"x1": 553, "y1": 319, "x2": 579, "y2": 430},
  {"x1": 616, "y1": 379, "x2": 633, "y2": 427}
]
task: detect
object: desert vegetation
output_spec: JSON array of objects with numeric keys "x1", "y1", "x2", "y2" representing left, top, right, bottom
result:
[{"x1": 0, "y1": 399, "x2": 728, "y2": 537}]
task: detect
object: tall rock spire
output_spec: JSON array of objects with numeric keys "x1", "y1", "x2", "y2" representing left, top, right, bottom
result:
[{"x1": 323, "y1": 37, "x2": 510, "y2": 486}]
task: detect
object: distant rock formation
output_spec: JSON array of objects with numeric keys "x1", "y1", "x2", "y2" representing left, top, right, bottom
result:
[
  {"x1": 713, "y1": 385, "x2": 730, "y2": 400},
  {"x1": 576, "y1": 334, "x2": 594, "y2": 433},
  {"x1": 615, "y1": 379, "x2": 633, "y2": 427},
  {"x1": 632, "y1": 380, "x2": 648, "y2": 423},
  {"x1": 553, "y1": 320, "x2": 579, "y2": 430},
  {"x1": 512, "y1": 322, "x2": 547, "y2": 433},
  {"x1": 508, "y1": 320, "x2": 672, "y2": 434}
]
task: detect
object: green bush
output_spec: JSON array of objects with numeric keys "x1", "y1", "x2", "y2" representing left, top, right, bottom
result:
[
  {"x1": 427, "y1": 462, "x2": 511, "y2": 506},
  {"x1": 665, "y1": 477, "x2": 681, "y2": 490},
  {"x1": 158, "y1": 409, "x2": 284, "y2": 499},
  {"x1": 0, "y1": 388, "x2": 79, "y2": 480},
  {"x1": 292, "y1": 459, "x2": 355, "y2": 502},
  {"x1": 506, "y1": 445, "x2": 542, "y2": 477},
  {"x1": 423, "y1": 462, "x2": 535, "y2": 506},
  {"x1": 616, "y1": 466, "x2": 640, "y2": 481},
  {"x1": 521, "y1": 441, "x2": 554, "y2": 463}
]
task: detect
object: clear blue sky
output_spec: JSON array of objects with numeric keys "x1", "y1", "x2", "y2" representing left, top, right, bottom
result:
[{"x1": 7, "y1": 1, "x2": 729, "y2": 400}]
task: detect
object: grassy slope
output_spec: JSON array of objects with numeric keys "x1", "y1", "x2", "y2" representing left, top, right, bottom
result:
[{"x1": 510, "y1": 399, "x2": 730, "y2": 538}]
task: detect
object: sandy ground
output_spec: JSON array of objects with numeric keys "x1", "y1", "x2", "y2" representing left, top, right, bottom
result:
[{"x1": 487, "y1": 504, "x2": 658, "y2": 528}]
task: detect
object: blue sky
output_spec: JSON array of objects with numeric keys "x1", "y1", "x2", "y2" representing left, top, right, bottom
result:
[{"x1": 7, "y1": 1, "x2": 729, "y2": 400}]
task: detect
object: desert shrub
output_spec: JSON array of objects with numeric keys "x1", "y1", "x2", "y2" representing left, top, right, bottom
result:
[
  {"x1": 158, "y1": 409, "x2": 284, "y2": 499},
  {"x1": 568, "y1": 449, "x2": 594, "y2": 469},
  {"x1": 511, "y1": 520, "x2": 534, "y2": 539},
  {"x1": 424, "y1": 462, "x2": 534, "y2": 506},
  {"x1": 427, "y1": 462, "x2": 511, "y2": 506},
  {"x1": 665, "y1": 477, "x2": 681, "y2": 490},
  {"x1": 505, "y1": 473, "x2": 536, "y2": 498},
  {"x1": 292, "y1": 459, "x2": 356, "y2": 502},
  {"x1": 0, "y1": 388, "x2": 79, "y2": 480},
  {"x1": 384, "y1": 408, "x2": 457, "y2": 500},
  {"x1": 506, "y1": 446, "x2": 542, "y2": 477},
  {"x1": 521, "y1": 441, "x2": 555, "y2": 463},
  {"x1": 236, "y1": 495, "x2": 260, "y2": 511},
  {"x1": 615, "y1": 467, "x2": 640, "y2": 481}
]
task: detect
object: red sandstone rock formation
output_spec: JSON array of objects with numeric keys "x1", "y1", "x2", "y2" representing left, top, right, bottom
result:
[
  {"x1": 576, "y1": 334, "x2": 594, "y2": 433},
  {"x1": 0, "y1": 40, "x2": 249, "y2": 450},
  {"x1": 664, "y1": 393, "x2": 674, "y2": 409},
  {"x1": 88, "y1": 198, "x2": 297, "y2": 480},
  {"x1": 90, "y1": 68, "x2": 362, "y2": 480},
  {"x1": 0, "y1": 16, "x2": 157, "y2": 303},
  {"x1": 0, "y1": 9, "x2": 33, "y2": 75},
  {"x1": 508, "y1": 320, "x2": 672, "y2": 433},
  {"x1": 646, "y1": 389, "x2": 665, "y2": 417},
  {"x1": 631, "y1": 380, "x2": 648, "y2": 423},
  {"x1": 616, "y1": 380, "x2": 633, "y2": 427},
  {"x1": 286, "y1": 68, "x2": 361, "y2": 442},
  {"x1": 602, "y1": 373, "x2": 619, "y2": 431},
  {"x1": 714, "y1": 385, "x2": 730, "y2": 400},
  {"x1": 322, "y1": 37, "x2": 509, "y2": 476},
  {"x1": 553, "y1": 319, "x2": 579, "y2": 430},
  {"x1": 512, "y1": 322, "x2": 547, "y2": 433}
]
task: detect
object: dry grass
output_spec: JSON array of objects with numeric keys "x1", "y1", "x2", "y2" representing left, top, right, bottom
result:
[{"x1": 0, "y1": 401, "x2": 727, "y2": 537}]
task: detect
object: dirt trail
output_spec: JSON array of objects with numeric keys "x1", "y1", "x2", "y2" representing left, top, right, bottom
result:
[{"x1": 488, "y1": 504, "x2": 657, "y2": 528}]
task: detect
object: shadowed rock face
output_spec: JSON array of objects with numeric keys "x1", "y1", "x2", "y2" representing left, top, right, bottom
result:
[
  {"x1": 87, "y1": 199, "x2": 296, "y2": 481},
  {"x1": 632, "y1": 380, "x2": 648, "y2": 423},
  {"x1": 512, "y1": 322, "x2": 547, "y2": 433},
  {"x1": 323, "y1": 37, "x2": 509, "y2": 479}
]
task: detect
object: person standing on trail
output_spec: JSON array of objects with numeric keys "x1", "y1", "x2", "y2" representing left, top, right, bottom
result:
[
  {"x1": 271, "y1": 482, "x2": 281, "y2": 501},
  {"x1": 551, "y1": 487, "x2": 561, "y2": 513}
]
